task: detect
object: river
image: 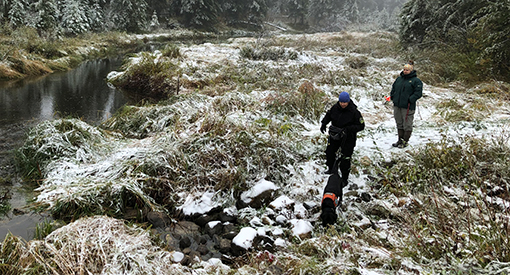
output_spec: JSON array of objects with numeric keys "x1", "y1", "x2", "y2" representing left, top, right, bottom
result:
[{"x1": 0, "y1": 58, "x2": 129, "y2": 240}]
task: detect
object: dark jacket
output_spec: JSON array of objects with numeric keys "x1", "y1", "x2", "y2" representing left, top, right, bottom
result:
[
  {"x1": 321, "y1": 100, "x2": 365, "y2": 149},
  {"x1": 390, "y1": 70, "x2": 423, "y2": 110}
]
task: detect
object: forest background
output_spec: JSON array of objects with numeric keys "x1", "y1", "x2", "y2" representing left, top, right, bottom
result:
[{"x1": 0, "y1": 0, "x2": 509, "y2": 84}]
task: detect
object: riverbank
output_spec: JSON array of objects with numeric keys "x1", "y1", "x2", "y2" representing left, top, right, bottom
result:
[
  {"x1": 4, "y1": 30, "x2": 510, "y2": 274},
  {"x1": 0, "y1": 27, "x2": 247, "y2": 83}
]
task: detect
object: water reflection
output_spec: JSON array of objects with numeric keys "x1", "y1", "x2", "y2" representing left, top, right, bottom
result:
[
  {"x1": 0, "y1": 58, "x2": 129, "y2": 240},
  {"x1": 0, "y1": 58, "x2": 128, "y2": 125}
]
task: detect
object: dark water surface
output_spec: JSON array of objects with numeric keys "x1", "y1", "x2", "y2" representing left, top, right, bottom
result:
[{"x1": 0, "y1": 58, "x2": 129, "y2": 240}]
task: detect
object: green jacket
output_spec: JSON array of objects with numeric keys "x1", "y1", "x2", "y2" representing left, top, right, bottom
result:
[{"x1": 390, "y1": 70, "x2": 423, "y2": 110}]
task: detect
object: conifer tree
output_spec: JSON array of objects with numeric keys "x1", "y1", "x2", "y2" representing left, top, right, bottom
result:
[
  {"x1": 83, "y1": 0, "x2": 106, "y2": 32},
  {"x1": 150, "y1": 10, "x2": 160, "y2": 30},
  {"x1": 471, "y1": 0, "x2": 510, "y2": 76},
  {"x1": 286, "y1": 0, "x2": 308, "y2": 26},
  {"x1": 108, "y1": 0, "x2": 148, "y2": 32},
  {"x1": 8, "y1": 0, "x2": 29, "y2": 28},
  {"x1": 60, "y1": 0, "x2": 89, "y2": 35},
  {"x1": 31, "y1": 0, "x2": 59, "y2": 32},
  {"x1": 308, "y1": 0, "x2": 345, "y2": 27},
  {"x1": 220, "y1": 0, "x2": 268, "y2": 27},
  {"x1": 178, "y1": 0, "x2": 219, "y2": 29}
]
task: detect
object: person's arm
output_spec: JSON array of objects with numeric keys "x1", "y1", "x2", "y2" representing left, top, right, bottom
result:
[
  {"x1": 345, "y1": 111, "x2": 365, "y2": 134},
  {"x1": 320, "y1": 109, "x2": 332, "y2": 133},
  {"x1": 409, "y1": 78, "x2": 423, "y2": 103},
  {"x1": 390, "y1": 78, "x2": 397, "y2": 101}
]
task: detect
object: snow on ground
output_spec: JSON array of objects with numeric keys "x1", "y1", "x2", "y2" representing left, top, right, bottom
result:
[{"x1": 26, "y1": 31, "x2": 510, "y2": 274}]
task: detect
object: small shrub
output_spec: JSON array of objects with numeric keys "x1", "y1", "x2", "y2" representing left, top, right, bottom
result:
[
  {"x1": 15, "y1": 119, "x2": 105, "y2": 180},
  {"x1": 111, "y1": 53, "x2": 180, "y2": 101},
  {"x1": 345, "y1": 55, "x2": 369, "y2": 69},
  {"x1": 264, "y1": 80, "x2": 329, "y2": 121},
  {"x1": 240, "y1": 46, "x2": 298, "y2": 61},
  {"x1": 161, "y1": 43, "x2": 181, "y2": 58},
  {"x1": 376, "y1": 135, "x2": 510, "y2": 266}
]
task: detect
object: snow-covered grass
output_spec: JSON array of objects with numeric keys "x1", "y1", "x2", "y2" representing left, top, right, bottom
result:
[{"x1": 7, "y1": 31, "x2": 510, "y2": 274}]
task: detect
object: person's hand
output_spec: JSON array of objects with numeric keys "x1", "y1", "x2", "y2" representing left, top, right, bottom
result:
[{"x1": 320, "y1": 124, "x2": 327, "y2": 134}]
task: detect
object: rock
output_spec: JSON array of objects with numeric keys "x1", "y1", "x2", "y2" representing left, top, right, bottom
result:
[
  {"x1": 249, "y1": 216, "x2": 264, "y2": 227},
  {"x1": 290, "y1": 219, "x2": 313, "y2": 239},
  {"x1": 361, "y1": 192, "x2": 372, "y2": 202},
  {"x1": 261, "y1": 215, "x2": 274, "y2": 225},
  {"x1": 231, "y1": 227, "x2": 258, "y2": 256},
  {"x1": 269, "y1": 195, "x2": 295, "y2": 210},
  {"x1": 239, "y1": 179, "x2": 279, "y2": 209},
  {"x1": 199, "y1": 235, "x2": 209, "y2": 244},
  {"x1": 195, "y1": 214, "x2": 213, "y2": 227},
  {"x1": 231, "y1": 242, "x2": 247, "y2": 256},
  {"x1": 197, "y1": 244, "x2": 209, "y2": 255},
  {"x1": 179, "y1": 236, "x2": 192, "y2": 249},
  {"x1": 205, "y1": 221, "x2": 223, "y2": 236},
  {"x1": 223, "y1": 223, "x2": 239, "y2": 240},
  {"x1": 180, "y1": 255, "x2": 191, "y2": 266},
  {"x1": 170, "y1": 251, "x2": 185, "y2": 263},
  {"x1": 274, "y1": 238, "x2": 287, "y2": 247},
  {"x1": 165, "y1": 233, "x2": 180, "y2": 251},
  {"x1": 171, "y1": 221, "x2": 201, "y2": 236},
  {"x1": 254, "y1": 235, "x2": 275, "y2": 252},
  {"x1": 147, "y1": 211, "x2": 171, "y2": 228},
  {"x1": 219, "y1": 211, "x2": 236, "y2": 223},
  {"x1": 275, "y1": 215, "x2": 288, "y2": 225},
  {"x1": 218, "y1": 238, "x2": 232, "y2": 254},
  {"x1": 303, "y1": 201, "x2": 318, "y2": 210}
]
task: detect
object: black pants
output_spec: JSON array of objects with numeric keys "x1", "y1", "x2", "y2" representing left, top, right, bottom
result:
[{"x1": 326, "y1": 136, "x2": 354, "y2": 180}]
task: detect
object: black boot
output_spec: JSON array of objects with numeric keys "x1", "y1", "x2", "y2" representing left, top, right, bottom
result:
[
  {"x1": 392, "y1": 129, "x2": 405, "y2": 147},
  {"x1": 398, "y1": 130, "x2": 412, "y2": 148},
  {"x1": 339, "y1": 156, "x2": 351, "y2": 188},
  {"x1": 325, "y1": 156, "x2": 340, "y2": 175}
]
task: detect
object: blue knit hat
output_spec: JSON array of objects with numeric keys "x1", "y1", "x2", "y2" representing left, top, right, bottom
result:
[{"x1": 338, "y1": 91, "x2": 350, "y2": 102}]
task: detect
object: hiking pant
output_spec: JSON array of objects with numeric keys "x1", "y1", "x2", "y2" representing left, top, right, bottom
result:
[
  {"x1": 393, "y1": 106, "x2": 415, "y2": 132},
  {"x1": 326, "y1": 136, "x2": 354, "y2": 180}
]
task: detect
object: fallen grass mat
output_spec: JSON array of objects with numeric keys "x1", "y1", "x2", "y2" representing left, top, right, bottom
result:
[{"x1": 0, "y1": 216, "x2": 194, "y2": 275}]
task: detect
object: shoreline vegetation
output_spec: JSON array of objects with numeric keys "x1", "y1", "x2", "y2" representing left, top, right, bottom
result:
[
  {"x1": 0, "y1": 26, "x2": 252, "y2": 83},
  {"x1": 2, "y1": 27, "x2": 510, "y2": 274}
]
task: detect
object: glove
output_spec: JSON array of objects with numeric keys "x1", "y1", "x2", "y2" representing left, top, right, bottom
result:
[{"x1": 320, "y1": 124, "x2": 327, "y2": 134}]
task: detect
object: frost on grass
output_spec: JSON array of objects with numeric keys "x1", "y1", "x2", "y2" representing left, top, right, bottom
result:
[
  {"x1": 18, "y1": 83, "x2": 321, "y2": 218},
  {"x1": 0, "y1": 216, "x2": 229, "y2": 275},
  {"x1": 11, "y1": 31, "x2": 510, "y2": 274}
]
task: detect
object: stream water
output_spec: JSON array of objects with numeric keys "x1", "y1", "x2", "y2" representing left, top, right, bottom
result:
[{"x1": 0, "y1": 58, "x2": 129, "y2": 240}]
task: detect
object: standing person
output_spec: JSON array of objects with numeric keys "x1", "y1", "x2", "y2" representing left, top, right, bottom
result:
[
  {"x1": 390, "y1": 60, "x2": 423, "y2": 148},
  {"x1": 320, "y1": 91, "x2": 365, "y2": 186}
]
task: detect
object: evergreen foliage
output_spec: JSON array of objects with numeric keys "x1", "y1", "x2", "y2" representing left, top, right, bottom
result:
[
  {"x1": 177, "y1": 0, "x2": 220, "y2": 29},
  {"x1": 0, "y1": 0, "x2": 406, "y2": 33},
  {"x1": 307, "y1": 0, "x2": 345, "y2": 27},
  {"x1": 33, "y1": 0, "x2": 59, "y2": 32},
  {"x1": 286, "y1": 0, "x2": 309, "y2": 27},
  {"x1": 471, "y1": 0, "x2": 510, "y2": 77},
  {"x1": 61, "y1": 0, "x2": 90, "y2": 35},
  {"x1": 399, "y1": 0, "x2": 510, "y2": 81},
  {"x1": 219, "y1": 0, "x2": 269, "y2": 28},
  {"x1": 108, "y1": 0, "x2": 148, "y2": 32},
  {"x1": 7, "y1": 0, "x2": 28, "y2": 28},
  {"x1": 84, "y1": 0, "x2": 106, "y2": 32}
]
